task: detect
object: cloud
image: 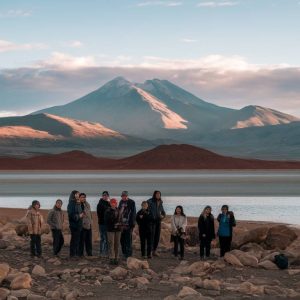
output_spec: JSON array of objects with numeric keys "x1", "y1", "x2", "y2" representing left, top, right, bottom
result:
[
  {"x1": 137, "y1": 1, "x2": 182, "y2": 7},
  {"x1": 0, "y1": 111, "x2": 19, "y2": 117},
  {"x1": 180, "y1": 38, "x2": 198, "y2": 43},
  {"x1": 0, "y1": 39, "x2": 47, "y2": 53},
  {"x1": 197, "y1": 1, "x2": 239, "y2": 7},
  {"x1": 66, "y1": 40, "x2": 83, "y2": 48},
  {"x1": 0, "y1": 9, "x2": 32, "y2": 18}
]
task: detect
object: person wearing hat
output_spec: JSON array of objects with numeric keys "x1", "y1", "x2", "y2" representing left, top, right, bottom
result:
[
  {"x1": 97, "y1": 191, "x2": 110, "y2": 257},
  {"x1": 26, "y1": 200, "x2": 43, "y2": 258},
  {"x1": 118, "y1": 191, "x2": 136, "y2": 258},
  {"x1": 47, "y1": 199, "x2": 65, "y2": 256},
  {"x1": 105, "y1": 198, "x2": 121, "y2": 265}
]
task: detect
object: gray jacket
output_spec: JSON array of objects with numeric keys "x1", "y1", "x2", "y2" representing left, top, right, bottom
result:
[
  {"x1": 82, "y1": 201, "x2": 93, "y2": 230},
  {"x1": 47, "y1": 206, "x2": 64, "y2": 230}
]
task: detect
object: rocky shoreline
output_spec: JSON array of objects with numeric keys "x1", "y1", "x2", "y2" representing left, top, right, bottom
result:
[{"x1": 1, "y1": 208, "x2": 300, "y2": 300}]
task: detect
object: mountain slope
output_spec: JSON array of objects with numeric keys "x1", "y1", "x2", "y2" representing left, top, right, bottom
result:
[{"x1": 34, "y1": 77, "x2": 299, "y2": 140}]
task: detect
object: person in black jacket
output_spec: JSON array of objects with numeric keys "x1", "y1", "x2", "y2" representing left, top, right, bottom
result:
[
  {"x1": 136, "y1": 201, "x2": 152, "y2": 259},
  {"x1": 97, "y1": 191, "x2": 110, "y2": 257},
  {"x1": 118, "y1": 191, "x2": 136, "y2": 258},
  {"x1": 217, "y1": 205, "x2": 236, "y2": 257},
  {"x1": 105, "y1": 198, "x2": 121, "y2": 265},
  {"x1": 67, "y1": 190, "x2": 83, "y2": 258},
  {"x1": 198, "y1": 205, "x2": 215, "y2": 259},
  {"x1": 147, "y1": 190, "x2": 166, "y2": 257}
]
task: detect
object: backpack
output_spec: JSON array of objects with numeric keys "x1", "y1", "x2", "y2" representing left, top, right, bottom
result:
[{"x1": 274, "y1": 254, "x2": 288, "y2": 269}]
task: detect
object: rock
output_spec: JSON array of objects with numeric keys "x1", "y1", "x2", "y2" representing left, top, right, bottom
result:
[
  {"x1": 240, "y1": 243, "x2": 264, "y2": 259},
  {"x1": 173, "y1": 276, "x2": 192, "y2": 285},
  {"x1": 187, "y1": 261, "x2": 211, "y2": 276},
  {"x1": 0, "y1": 263, "x2": 10, "y2": 284},
  {"x1": 15, "y1": 224, "x2": 28, "y2": 236},
  {"x1": 224, "y1": 253, "x2": 243, "y2": 267},
  {"x1": 65, "y1": 291, "x2": 79, "y2": 300},
  {"x1": 102, "y1": 276, "x2": 113, "y2": 283},
  {"x1": 129, "y1": 277, "x2": 150, "y2": 289},
  {"x1": 258, "y1": 260, "x2": 279, "y2": 270},
  {"x1": 235, "y1": 226, "x2": 269, "y2": 248},
  {"x1": 0, "y1": 240, "x2": 8, "y2": 249},
  {"x1": 265, "y1": 225, "x2": 298, "y2": 250},
  {"x1": 231, "y1": 250, "x2": 259, "y2": 267},
  {"x1": 260, "y1": 251, "x2": 280, "y2": 262},
  {"x1": 10, "y1": 273, "x2": 32, "y2": 290},
  {"x1": 238, "y1": 282, "x2": 264, "y2": 295},
  {"x1": 173, "y1": 261, "x2": 190, "y2": 275},
  {"x1": 264, "y1": 285, "x2": 286, "y2": 296},
  {"x1": 110, "y1": 267, "x2": 128, "y2": 280},
  {"x1": 32, "y1": 265, "x2": 46, "y2": 277},
  {"x1": 202, "y1": 279, "x2": 221, "y2": 291},
  {"x1": 185, "y1": 226, "x2": 199, "y2": 247},
  {"x1": 45, "y1": 291, "x2": 61, "y2": 299},
  {"x1": 178, "y1": 286, "x2": 199, "y2": 298},
  {"x1": 127, "y1": 257, "x2": 149, "y2": 270},
  {"x1": 10, "y1": 289, "x2": 31, "y2": 298},
  {"x1": 27, "y1": 294, "x2": 47, "y2": 300},
  {"x1": 288, "y1": 269, "x2": 300, "y2": 275},
  {"x1": 0, "y1": 288, "x2": 10, "y2": 300}
]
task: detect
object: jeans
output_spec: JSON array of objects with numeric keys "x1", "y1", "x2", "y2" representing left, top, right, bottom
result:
[
  {"x1": 79, "y1": 228, "x2": 93, "y2": 256},
  {"x1": 99, "y1": 224, "x2": 108, "y2": 256},
  {"x1": 219, "y1": 236, "x2": 232, "y2": 257},
  {"x1": 120, "y1": 228, "x2": 133, "y2": 258},
  {"x1": 200, "y1": 237, "x2": 211, "y2": 258},
  {"x1": 51, "y1": 229, "x2": 64, "y2": 255},
  {"x1": 69, "y1": 227, "x2": 81, "y2": 257},
  {"x1": 151, "y1": 221, "x2": 161, "y2": 251},
  {"x1": 30, "y1": 234, "x2": 42, "y2": 257},
  {"x1": 139, "y1": 227, "x2": 152, "y2": 257},
  {"x1": 173, "y1": 235, "x2": 185, "y2": 258},
  {"x1": 107, "y1": 231, "x2": 121, "y2": 259}
]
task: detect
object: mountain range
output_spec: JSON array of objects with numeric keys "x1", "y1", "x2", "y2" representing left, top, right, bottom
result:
[{"x1": 0, "y1": 76, "x2": 300, "y2": 160}]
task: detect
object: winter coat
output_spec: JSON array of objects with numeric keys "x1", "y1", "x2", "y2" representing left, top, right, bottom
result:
[
  {"x1": 81, "y1": 201, "x2": 92, "y2": 230},
  {"x1": 217, "y1": 212, "x2": 236, "y2": 237},
  {"x1": 118, "y1": 198, "x2": 136, "y2": 229},
  {"x1": 171, "y1": 215, "x2": 187, "y2": 236},
  {"x1": 147, "y1": 198, "x2": 166, "y2": 222},
  {"x1": 26, "y1": 208, "x2": 43, "y2": 235},
  {"x1": 97, "y1": 198, "x2": 110, "y2": 225},
  {"x1": 47, "y1": 206, "x2": 64, "y2": 230},
  {"x1": 198, "y1": 213, "x2": 215, "y2": 241},
  {"x1": 67, "y1": 193, "x2": 83, "y2": 230},
  {"x1": 104, "y1": 207, "x2": 121, "y2": 232},
  {"x1": 136, "y1": 209, "x2": 152, "y2": 233}
]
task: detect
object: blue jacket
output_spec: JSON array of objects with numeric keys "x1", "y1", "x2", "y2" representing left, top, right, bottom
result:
[
  {"x1": 147, "y1": 198, "x2": 166, "y2": 222},
  {"x1": 67, "y1": 194, "x2": 83, "y2": 229}
]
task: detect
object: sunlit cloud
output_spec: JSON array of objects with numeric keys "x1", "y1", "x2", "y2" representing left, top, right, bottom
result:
[
  {"x1": 197, "y1": 1, "x2": 239, "y2": 7},
  {"x1": 0, "y1": 111, "x2": 19, "y2": 117},
  {"x1": 180, "y1": 38, "x2": 198, "y2": 43},
  {"x1": 0, "y1": 39, "x2": 47, "y2": 53}
]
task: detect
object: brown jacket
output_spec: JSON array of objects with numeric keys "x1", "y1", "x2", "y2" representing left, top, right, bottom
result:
[
  {"x1": 26, "y1": 208, "x2": 44, "y2": 235},
  {"x1": 47, "y1": 206, "x2": 64, "y2": 230}
]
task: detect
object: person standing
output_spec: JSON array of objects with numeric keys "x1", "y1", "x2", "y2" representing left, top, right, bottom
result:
[
  {"x1": 118, "y1": 191, "x2": 136, "y2": 258},
  {"x1": 147, "y1": 190, "x2": 166, "y2": 257},
  {"x1": 198, "y1": 205, "x2": 215, "y2": 259},
  {"x1": 217, "y1": 205, "x2": 236, "y2": 257},
  {"x1": 105, "y1": 198, "x2": 121, "y2": 265},
  {"x1": 67, "y1": 190, "x2": 83, "y2": 258},
  {"x1": 26, "y1": 200, "x2": 43, "y2": 258},
  {"x1": 97, "y1": 191, "x2": 110, "y2": 257},
  {"x1": 171, "y1": 206, "x2": 187, "y2": 260},
  {"x1": 136, "y1": 201, "x2": 152, "y2": 259},
  {"x1": 79, "y1": 193, "x2": 93, "y2": 257},
  {"x1": 47, "y1": 199, "x2": 65, "y2": 256}
]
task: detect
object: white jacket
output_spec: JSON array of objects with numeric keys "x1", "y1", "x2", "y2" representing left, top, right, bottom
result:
[{"x1": 171, "y1": 215, "x2": 187, "y2": 235}]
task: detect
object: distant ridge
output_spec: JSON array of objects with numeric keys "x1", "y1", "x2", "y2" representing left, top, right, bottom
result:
[{"x1": 1, "y1": 144, "x2": 300, "y2": 170}]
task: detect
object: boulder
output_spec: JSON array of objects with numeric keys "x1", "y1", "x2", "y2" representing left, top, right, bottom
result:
[
  {"x1": 27, "y1": 294, "x2": 47, "y2": 300},
  {"x1": 15, "y1": 224, "x2": 28, "y2": 236},
  {"x1": 185, "y1": 226, "x2": 199, "y2": 247},
  {"x1": 0, "y1": 263, "x2": 10, "y2": 284},
  {"x1": 0, "y1": 288, "x2": 10, "y2": 300},
  {"x1": 187, "y1": 261, "x2": 211, "y2": 276},
  {"x1": 265, "y1": 225, "x2": 297, "y2": 250},
  {"x1": 231, "y1": 250, "x2": 258, "y2": 267},
  {"x1": 129, "y1": 277, "x2": 150, "y2": 289},
  {"x1": 10, "y1": 273, "x2": 32, "y2": 290},
  {"x1": 238, "y1": 282, "x2": 264, "y2": 295},
  {"x1": 10, "y1": 289, "x2": 31, "y2": 298},
  {"x1": 258, "y1": 260, "x2": 279, "y2": 270},
  {"x1": 224, "y1": 253, "x2": 243, "y2": 267},
  {"x1": 235, "y1": 226, "x2": 269, "y2": 248},
  {"x1": 110, "y1": 267, "x2": 128, "y2": 280},
  {"x1": 178, "y1": 286, "x2": 199, "y2": 298},
  {"x1": 260, "y1": 251, "x2": 280, "y2": 262},
  {"x1": 202, "y1": 279, "x2": 221, "y2": 291},
  {"x1": 240, "y1": 243, "x2": 264, "y2": 259},
  {"x1": 127, "y1": 257, "x2": 149, "y2": 270},
  {"x1": 32, "y1": 265, "x2": 46, "y2": 277}
]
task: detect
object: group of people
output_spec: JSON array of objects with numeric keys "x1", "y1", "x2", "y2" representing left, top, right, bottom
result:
[{"x1": 25, "y1": 190, "x2": 236, "y2": 264}]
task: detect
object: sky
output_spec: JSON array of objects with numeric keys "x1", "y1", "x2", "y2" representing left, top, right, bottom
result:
[{"x1": 1, "y1": 0, "x2": 300, "y2": 117}]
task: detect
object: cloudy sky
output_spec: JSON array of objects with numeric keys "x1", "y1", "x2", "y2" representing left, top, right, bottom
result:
[{"x1": 1, "y1": 0, "x2": 300, "y2": 117}]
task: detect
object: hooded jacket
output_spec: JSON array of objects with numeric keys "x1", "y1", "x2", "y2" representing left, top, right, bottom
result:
[
  {"x1": 67, "y1": 193, "x2": 83, "y2": 229},
  {"x1": 47, "y1": 205, "x2": 64, "y2": 230},
  {"x1": 26, "y1": 208, "x2": 43, "y2": 235}
]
